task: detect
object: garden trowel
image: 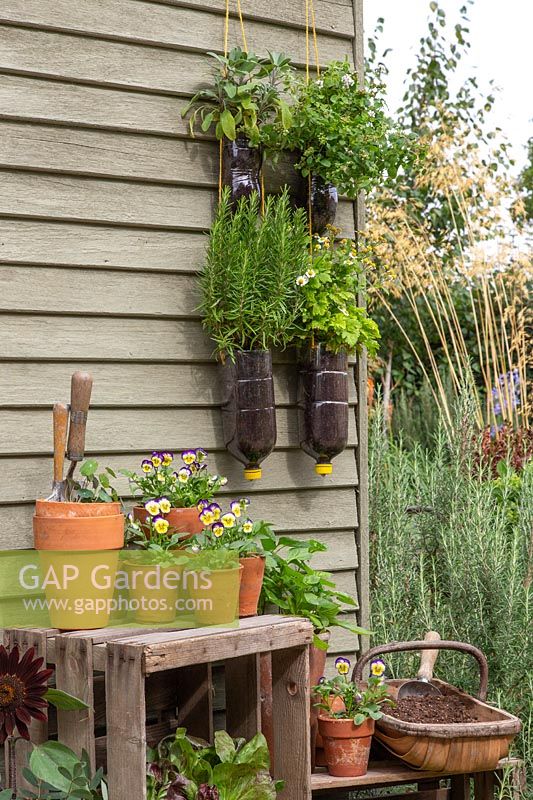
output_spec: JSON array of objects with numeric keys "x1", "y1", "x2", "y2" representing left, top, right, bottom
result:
[
  {"x1": 397, "y1": 630, "x2": 442, "y2": 699},
  {"x1": 46, "y1": 402, "x2": 69, "y2": 501},
  {"x1": 65, "y1": 371, "x2": 94, "y2": 498}
]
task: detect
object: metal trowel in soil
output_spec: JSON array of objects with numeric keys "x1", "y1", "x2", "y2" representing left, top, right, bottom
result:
[
  {"x1": 65, "y1": 371, "x2": 94, "y2": 499},
  {"x1": 46, "y1": 401, "x2": 69, "y2": 501},
  {"x1": 397, "y1": 630, "x2": 442, "y2": 699}
]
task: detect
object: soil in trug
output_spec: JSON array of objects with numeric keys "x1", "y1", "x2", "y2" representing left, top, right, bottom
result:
[{"x1": 387, "y1": 694, "x2": 480, "y2": 724}]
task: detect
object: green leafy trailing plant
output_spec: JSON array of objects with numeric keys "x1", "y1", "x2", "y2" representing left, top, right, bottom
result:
[
  {"x1": 287, "y1": 60, "x2": 414, "y2": 197},
  {"x1": 293, "y1": 230, "x2": 380, "y2": 355},
  {"x1": 201, "y1": 189, "x2": 309, "y2": 359},
  {"x1": 71, "y1": 459, "x2": 119, "y2": 503},
  {"x1": 259, "y1": 534, "x2": 367, "y2": 649},
  {"x1": 1, "y1": 741, "x2": 108, "y2": 799},
  {"x1": 191, "y1": 498, "x2": 271, "y2": 558},
  {"x1": 313, "y1": 657, "x2": 393, "y2": 724},
  {"x1": 182, "y1": 48, "x2": 293, "y2": 147},
  {"x1": 146, "y1": 728, "x2": 281, "y2": 800},
  {"x1": 122, "y1": 450, "x2": 227, "y2": 510}
]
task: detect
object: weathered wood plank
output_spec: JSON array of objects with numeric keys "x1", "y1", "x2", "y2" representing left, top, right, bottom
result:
[
  {"x1": 55, "y1": 636, "x2": 96, "y2": 767},
  {"x1": 0, "y1": 266, "x2": 199, "y2": 316},
  {"x1": 0, "y1": 219, "x2": 206, "y2": 270},
  {"x1": 0, "y1": 75, "x2": 187, "y2": 136},
  {"x1": 106, "y1": 642, "x2": 147, "y2": 800},
  {"x1": 0, "y1": 0, "x2": 355, "y2": 39},
  {"x1": 0, "y1": 407, "x2": 357, "y2": 454},
  {"x1": 0, "y1": 122, "x2": 218, "y2": 184},
  {"x1": 0, "y1": 362, "x2": 357, "y2": 407},
  {"x1": 175, "y1": 663, "x2": 214, "y2": 741},
  {"x1": 271, "y1": 644, "x2": 311, "y2": 800},
  {"x1": 0, "y1": 490, "x2": 359, "y2": 548},
  {"x1": 0, "y1": 25, "x2": 351, "y2": 96},
  {"x1": 0, "y1": 450, "x2": 358, "y2": 504},
  {"x1": 0, "y1": 1, "x2": 352, "y2": 65},
  {"x1": 0, "y1": 170, "x2": 355, "y2": 234}
]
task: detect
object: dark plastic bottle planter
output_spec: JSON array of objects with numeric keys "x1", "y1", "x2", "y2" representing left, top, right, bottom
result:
[
  {"x1": 220, "y1": 349, "x2": 277, "y2": 480},
  {"x1": 298, "y1": 343, "x2": 349, "y2": 475},
  {"x1": 295, "y1": 172, "x2": 338, "y2": 234},
  {"x1": 222, "y1": 136, "x2": 263, "y2": 208}
]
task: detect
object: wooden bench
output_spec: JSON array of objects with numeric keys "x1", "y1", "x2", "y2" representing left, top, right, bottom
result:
[{"x1": 311, "y1": 757, "x2": 526, "y2": 800}]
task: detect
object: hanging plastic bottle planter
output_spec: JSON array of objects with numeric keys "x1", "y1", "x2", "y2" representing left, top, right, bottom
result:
[
  {"x1": 220, "y1": 350, "x2": 277, "y2": 480},
  {"x1": 222, "y1": 137, "x2": 263, "y2": 208},
  {"x1": 298, "y1": 344, "x2": 349, "y2": 475},
  {"x1": 295, "y1": 172, "x2": 338, "y2": 235}
]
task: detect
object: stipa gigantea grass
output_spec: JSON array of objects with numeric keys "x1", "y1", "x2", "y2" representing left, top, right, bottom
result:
[{"x1": 369, "y1": 396, "x2": 532, "y2": 795}]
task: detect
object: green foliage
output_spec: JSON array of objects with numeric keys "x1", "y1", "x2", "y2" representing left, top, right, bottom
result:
[
  {"x1": 293, "y1": 231, "x2": 380, "y2": 355},
  {"x1": 190, "y1": 500, "x2": 273, "y2": 559},
  {"x1": 71, "y1": 460, "x2": 119, "y2": 504},
  {"x1": 122, "y1": 450, "x2": 225, "y2": 509},
  {"x1": 518, "y1": 136, "x2": 533, "y2": 221},
  {"x1": 313, "y1": 673, "x2": 392, "y2": 725},
  {"x1": 182, "y1": 48, "x2": 293, "y2": 147},
  {"x1": 2, "y1": 742, "x2": 108, "y2": 799},
  {"x1": 369, "y1": 396, "x2": 533, "y2": 789},
  {"x1": 287, "y1": 60, "x2": 416, "y2": 197},
  {"x1": 201, "y1": 189, "x2": 309, "y2": 358},
  {"x1": 44, "y1": 689, "x2": 89, "y2": 712},
  {"x1": 147, "y1": 728, "x2": 281, "y2": 800},
  {"x1": 259, "y1": 533, "x2": 367, "y2": 646}
]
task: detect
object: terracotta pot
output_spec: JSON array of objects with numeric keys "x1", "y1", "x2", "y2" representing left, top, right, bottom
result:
[
  {"x1": 298, "y1": 344, "x2": 349, "y2": 475},
  {"x1": 238, "y1": 555, "x2": 265, "y2": 617},
  {"x1": 189, "y1": 564, "x2": 243, "y2": 626},
  {"x1": 35, "y1": 499, "x2": 122, "y2": 518},
  {"x1": 222, "y1": 136, "x2": 263, "y2": 208},
  {"x1": 133, "y1": 506, "x2": 203, "y2": 539},
  {"x1": 33, "y1": 514, "x2": 124, "y2": 551},
  {"x1": 318, "y1": 716, "x2": 374, "y2": 777},
  {"x1": 219, "y1": 350, "x2": 277, "y2": 480},
  {"x1": 125, "y1": 562, "x2": 179, "y2": 624}
]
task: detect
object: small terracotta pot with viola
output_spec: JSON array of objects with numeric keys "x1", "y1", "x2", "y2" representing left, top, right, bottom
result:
[{"x1": 317, "y1": 716, "x2": 374, "y2": 777}]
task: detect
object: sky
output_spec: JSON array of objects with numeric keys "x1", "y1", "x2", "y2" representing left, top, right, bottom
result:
[{"x1": 365, "y1": 0, "x2": 533, "y2": 170}]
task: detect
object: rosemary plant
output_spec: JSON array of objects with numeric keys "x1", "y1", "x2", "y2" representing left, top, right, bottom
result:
[{"x1": 201, "y1": 188, "x2": 309, "y2": 358}]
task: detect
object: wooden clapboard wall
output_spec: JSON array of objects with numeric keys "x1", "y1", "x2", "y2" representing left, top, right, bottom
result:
[{"x1": 0, "y1": 0, "x2": 368, "y2": 668}]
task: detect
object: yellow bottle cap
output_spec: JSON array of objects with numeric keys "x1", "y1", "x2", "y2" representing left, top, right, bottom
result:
[
  {"x1": 244, "y1": 467, "x2": 262, "y2": 480},
  {"x1": 315, "y1": 462, "x2": 333, "y2": 476}
]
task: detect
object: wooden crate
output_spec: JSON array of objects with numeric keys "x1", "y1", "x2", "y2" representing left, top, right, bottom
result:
[{"x1": 4, "y1": 615, "x2": 314, "y2": 800}]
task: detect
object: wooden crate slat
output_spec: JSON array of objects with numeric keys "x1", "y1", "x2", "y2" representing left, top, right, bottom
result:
[{"x1": 55, "y1": 635, "x2": 96, "y2": 767}]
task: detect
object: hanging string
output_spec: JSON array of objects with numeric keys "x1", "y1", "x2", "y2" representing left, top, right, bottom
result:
[
  {"x1": 309, "y1": 0, "x2": 320, "y2": 77},
  {"x1": 235, "y1": 0, "x2": 248, "y2": 52}
]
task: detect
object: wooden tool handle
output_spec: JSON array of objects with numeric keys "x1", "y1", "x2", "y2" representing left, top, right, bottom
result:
[
  {"x1": 417, "y1": 630, "x2": 441, "y2": 681},
  {"x1": 52, "y1": 402, "x2": 69, "y2": 482},
  {"x1": 66, "y1": 371, "x2": 93, "y2": 462}
]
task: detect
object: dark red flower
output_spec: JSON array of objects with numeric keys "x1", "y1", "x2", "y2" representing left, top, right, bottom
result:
[{"x1": 0, "y1": 645, "x2": 53, "y2": 743}]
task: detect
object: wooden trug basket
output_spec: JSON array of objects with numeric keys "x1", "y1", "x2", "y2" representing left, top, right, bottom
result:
[{"x1": 353, "y1": 640, "x2": 521, "y2": 773}]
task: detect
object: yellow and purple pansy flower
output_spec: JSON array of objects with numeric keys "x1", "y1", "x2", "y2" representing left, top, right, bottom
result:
[
  {"x1": 197, "y1": 499, "x2": 209, "y2": 512},
  {"x1": 242, "y1": 519, "x2": 254, "y2": 534},
  {"x1": 151, "y1": 452, "x2": 163, "y2": 467},
  {"x1": 141, "y1": 459, "x2": 152, "y2": 474},
  {"x1": 153, "y1": 516, "x2": 170, "y2": 535},
  {"x1": 181, "y1": 450, "x2": 196, "y2": 465},
  {"x1": 195, "y1": 448, "x2": 208, "y2": 463},
  {"x1": 370, "y1": 659, "x2": 386, "y2": 678},
  {"x1": 144, "y1": 500, "x2": 160, "y2": 517},
  {"x1": 199, "y1": 508, "x2": 216, "y2": 526},
  {"x1": 177, "y1": 467, "x2": 191, "y2": 483},
  {"x1": 335, "y1": 657, "x2": 351, "y2": 676},
  {"x1": 230, "y1": 500, "x2": 242, "y2": 518},
  {"x1": 208, "y1": 503, "x2": 221, "y2": 521},
  {"x1": 161, "y1": 451, "x2": 173, "y2": 466},
  {"x1": 212, "y1": 522, "x2": 224, "y2": 538},
  {"x1": 159, "y1": 497, "x2": 172, "y2": 514},
  {"x1": 221, "y1": 512, "x2": 236, "y2": 529}
]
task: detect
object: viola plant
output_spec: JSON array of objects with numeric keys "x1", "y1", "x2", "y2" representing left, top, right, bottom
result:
[
  {"x1": 192, "y1": 498, "x2": 271, "y2": 557},
  {"x1": 122, "y1": 449, "x2": 227, "y2": 509},
  {"x1": 125, "y1": 514, "x2": 189, "y2": 558},
  {"x1": 288, "y1": 59, "x2": 414, "y2": 197},
  {"x1": 293, "y1": 229, "x2": 380, "y2": 355},
  {"x1": 313, "y1": 657, "x2": 393, "y2": 725}
]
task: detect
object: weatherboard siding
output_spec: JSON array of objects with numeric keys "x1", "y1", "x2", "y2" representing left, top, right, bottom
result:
[{"x1": 0, "y1": 0, "x2": 367, "y2": 662}]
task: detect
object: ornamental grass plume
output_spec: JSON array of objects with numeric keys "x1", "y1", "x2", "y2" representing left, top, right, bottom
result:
[{"x1": 0, "y1": 644, "x2": 53, "y2": 743}]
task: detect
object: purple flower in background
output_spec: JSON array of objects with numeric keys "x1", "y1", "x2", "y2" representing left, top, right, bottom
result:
[{"x1": 491, "y1": 369, "x2": 521, "y2": 417}]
